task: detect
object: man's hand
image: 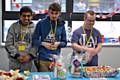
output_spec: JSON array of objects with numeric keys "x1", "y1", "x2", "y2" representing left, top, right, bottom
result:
[
  {"x1": 84, "y1": 48, "x2": 97, "y2": 62},
  {"x1": 17, "y1": 55, "x2": 31, "y2": 63},
  {"x1": 84, "y1": 52, "x2": 93, "y2": 62},
  {"x1": 86, "y1": 48, "x2": 97, "y2": 56},
  {"x1": 51, "y1": 42, "x2": 60, "y2": 49},
  {"x1": 42, "y1": 42, "x2": 60, "y2": 50},
  {"x1": 41, "y1": 42, "x2": 53, "y2": 50},
  {"x1": 17, "y1": 56, "x2": 25, "y2": 63}
]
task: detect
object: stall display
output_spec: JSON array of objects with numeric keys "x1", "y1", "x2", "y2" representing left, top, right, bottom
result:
[
  {"x1": 71, "y1": 66, "x2": 118, "y2": 78},
  {"x1": 69, "y1": 52, "x2": 119, "y2": 78},
  {"x1": 0, "y1": 67, "x2": 119, "y2": 80}
]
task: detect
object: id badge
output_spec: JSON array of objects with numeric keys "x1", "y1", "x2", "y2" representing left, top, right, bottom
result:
[
  {"x1": 50, "y1": 33, "x2": 55, "y2": 41},
  {"x1": 18, "y1": 44, "x2": 26, "y2": 51}
]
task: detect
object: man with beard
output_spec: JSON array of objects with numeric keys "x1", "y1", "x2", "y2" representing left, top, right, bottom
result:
[{"x1": 71, "y1": 10, "x2": 102, "y2": 66}]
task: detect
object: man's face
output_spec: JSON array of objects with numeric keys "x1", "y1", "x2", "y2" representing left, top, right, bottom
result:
[
  {"x1": 48, "y1": 10, "x2": 61, "y2": 21},
  {"x1": 20, "y1": 12, "x2": 32, "y2": 26},
  {"x1": 84, "y1": 14, "x2": 96, "y2": 29}
]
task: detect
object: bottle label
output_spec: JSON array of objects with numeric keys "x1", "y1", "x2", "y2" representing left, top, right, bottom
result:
[{"x1": 57, "y1": 68, "x2": 66, "y2": 79}]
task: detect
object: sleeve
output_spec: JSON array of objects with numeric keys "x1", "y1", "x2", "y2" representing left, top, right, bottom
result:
[
  {"x1": 28, "y1": 23, "x2": 38, "y2": 59},
  {"x1": 32, "y1": 22, "x2": 41, "y2": 48},
  {"x1": 71, "y1": 30, "x2": 79, "y2": 43},
  {"x1": 58, "y1": 25, "x2": 67, "y2": 48},
  {"x1": 5, "y1": 25, "x2": 20, "y2": 59},
  {"x1": 28, "y1": 47, "x2": 37, "y2": 59},
  {"x1": 97, "y1": 31, "x2": 102, "y2": 44}
]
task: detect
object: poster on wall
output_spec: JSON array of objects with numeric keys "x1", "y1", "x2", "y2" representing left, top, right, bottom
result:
[
  {"x1": 73, "y1": 0, "x2": 120, "y2": 13},
  {"x1": 6, "y1": 0, "x2": 66, "y2": 13}
]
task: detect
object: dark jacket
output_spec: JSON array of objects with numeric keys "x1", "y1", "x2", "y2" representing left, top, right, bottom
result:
[{"x1": 32, "y1": 16, "x2": 67, "y2": 61}]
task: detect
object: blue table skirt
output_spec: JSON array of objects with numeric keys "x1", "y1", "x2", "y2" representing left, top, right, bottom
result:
[{"x1": 27, "y1": 72, "x2": 120, "y2": 80}]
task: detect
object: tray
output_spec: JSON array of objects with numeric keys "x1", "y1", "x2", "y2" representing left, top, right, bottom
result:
[{"x1": 70, "y1": 66, "x2": 119, "y2": 78}]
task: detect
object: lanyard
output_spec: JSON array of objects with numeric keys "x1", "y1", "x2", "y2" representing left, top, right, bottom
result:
[
  {"x1": 20, "y1": 25, "x2": 29, "y2": 41},
  {"x1": 50, "y1": 20, "x2": 57, "y2": 35},
  {"x1": 82, "y1": 26, "x2": 93, "y2": 46}
]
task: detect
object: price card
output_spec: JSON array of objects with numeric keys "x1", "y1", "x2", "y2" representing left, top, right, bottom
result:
[
  {"x1": 32, "y1": 75, "x2": 50, "y2": 80},
  {"x1": 18, "y1": 45, "x2": 25, "y2": 51}
]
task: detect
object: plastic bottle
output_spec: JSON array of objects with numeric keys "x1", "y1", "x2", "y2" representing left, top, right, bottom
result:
[{"x1": 53, "y1": 55, "x2": 66, "y2": 80}]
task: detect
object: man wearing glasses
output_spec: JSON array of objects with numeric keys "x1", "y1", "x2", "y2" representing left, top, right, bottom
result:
[
  {"x1": 71, "y1": 10, "x2": 102, "y2": 66},
  {"x1": 32, "y1": 3, "x2": 67, "y2": 72},
  {"x1": 5, "y1": 6, "x2": 36, "y2": 71}
]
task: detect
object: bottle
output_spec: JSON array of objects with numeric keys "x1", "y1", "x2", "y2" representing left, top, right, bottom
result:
[
  {"x1": 57, "y1": 56, "x2": 66, "y2": 80},
  {"x1": 53, "y1": 55, "x2": 66, "y2": 80},
  {"x1": 52, "y1": 55, "x2": 58, "y2": 79}
]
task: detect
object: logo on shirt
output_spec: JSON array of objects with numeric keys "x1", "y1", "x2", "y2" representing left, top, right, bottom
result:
[{"x1": 79, "y1": 34, "x2": 97, "y2": 48}]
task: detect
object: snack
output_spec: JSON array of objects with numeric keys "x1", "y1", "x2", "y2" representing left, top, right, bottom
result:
[
  {"x1": 71, "y1": 66, "x2": 118, "y2": 78},
  {"x1": 0, "y1": 70, "x2": 30, "y2": 80}
]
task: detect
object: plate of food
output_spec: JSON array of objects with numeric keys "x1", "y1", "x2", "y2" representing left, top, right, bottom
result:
[
  {"x1": 0, "y1": 70, "x2": 30, "y2": 80},
  {"x1": 70, "y1": 66, "x2": 119, "y2": 78}
]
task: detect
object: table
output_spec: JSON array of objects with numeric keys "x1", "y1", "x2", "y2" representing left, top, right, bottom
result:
[{"x1": 27, "y1": 71, "x2": 120, "y2": 80}]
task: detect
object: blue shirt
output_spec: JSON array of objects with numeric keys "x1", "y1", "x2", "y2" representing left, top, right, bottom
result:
[{"x1": 71, "y1": 26, "x2": 102, "y2": 66}]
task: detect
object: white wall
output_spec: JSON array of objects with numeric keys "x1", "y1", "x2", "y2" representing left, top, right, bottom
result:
[{"x1": 99, "y1": 47, "x2": 120, "y2": 68}]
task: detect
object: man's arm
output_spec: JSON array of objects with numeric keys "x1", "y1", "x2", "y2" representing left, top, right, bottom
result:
[
  {"x1": 86, "y1": 43, "x2": 102, "y2": 56},
  {"x1": 32, "y1": 22, "x2": 41, "y2": 48},
  {"x1": 5, "y1": 25, "x2": 20, "y2": 59},
  {"x1": 58, "y1": 24, "x2": 67, "y2": 48},
  {"x1": 72, "y1": 43, "x2": 86, "y2": 52},
  {"x1": 72, "y1": 43, "x2": 102, "y2": 55}
]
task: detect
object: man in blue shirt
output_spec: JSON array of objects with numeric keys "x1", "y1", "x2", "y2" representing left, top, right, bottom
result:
[
  {"x1": 32, "y1": 3, "x2": 67, "y2": 72},
  {"x1": 71, "y1": 10, "x2": 102, "y2": 66}
]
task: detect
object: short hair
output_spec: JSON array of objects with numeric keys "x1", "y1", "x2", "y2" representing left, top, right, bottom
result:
[
  {"x1": 48, "y1": 3, "x2": 61, "y2": 12},
  {"x1": 20, "y1": 6, "x2": 33, "y2": 15},
  {"x1": 84, "y1": 10, "x2": 95, "y2": 20}
]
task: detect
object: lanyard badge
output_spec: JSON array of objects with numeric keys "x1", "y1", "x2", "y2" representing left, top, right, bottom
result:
[
  {"x1": 18, "y1": 25, "x2": 30, "y2": 52},
  {"x1": 50, "y1": 32, "x2": 56, "y2": 44},
  {"x1": 82, "y1": 26, "x2": 93, "y2": 47},
  {"x1": 50, "y1": 20, "x2": 57, "y2": 50},
  {"x1": 18, "y1": 41, "x2": 26, "y2": 52}
]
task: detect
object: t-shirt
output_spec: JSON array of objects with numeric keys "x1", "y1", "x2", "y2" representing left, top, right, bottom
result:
[{"x1": 71, "y1": 26, "x2": 102, "y2": 66}]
